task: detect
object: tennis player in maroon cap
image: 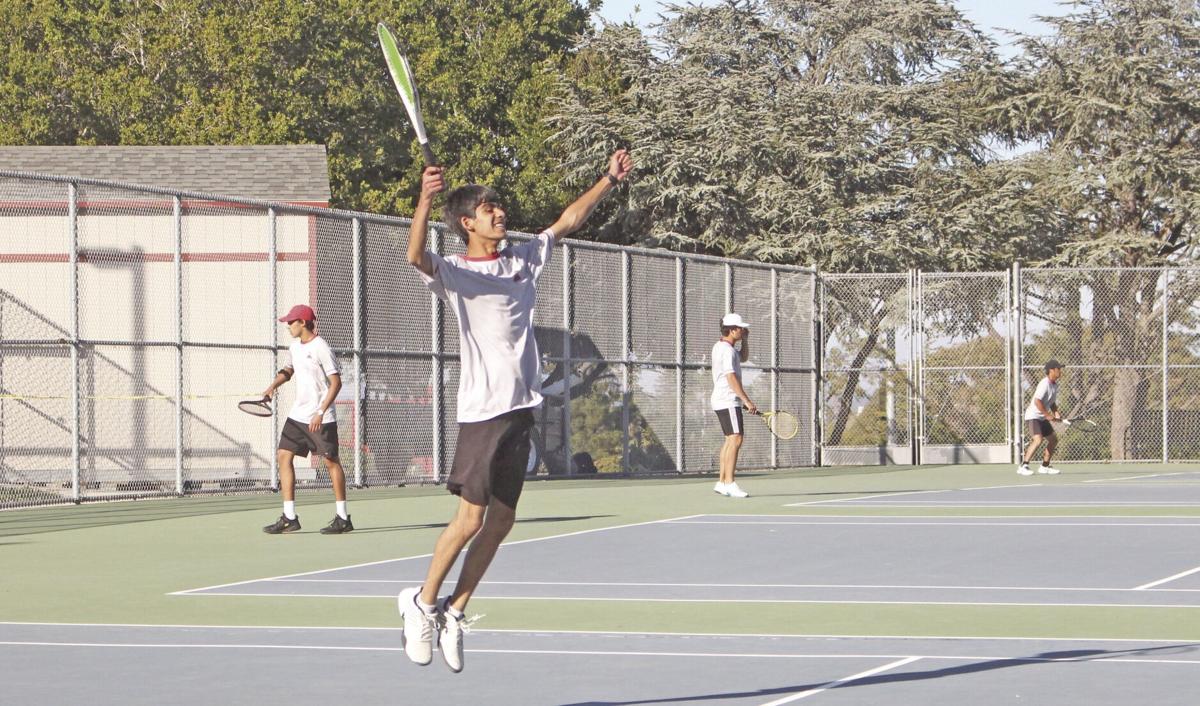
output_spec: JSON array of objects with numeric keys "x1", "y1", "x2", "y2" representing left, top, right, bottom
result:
[{"x1": 260, "y1": 304, "x2": 353, "y2": 534}]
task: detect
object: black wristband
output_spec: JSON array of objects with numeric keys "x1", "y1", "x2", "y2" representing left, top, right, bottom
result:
[{"x1": 604, "y1": 172, "x2": 619, "y2": 186}]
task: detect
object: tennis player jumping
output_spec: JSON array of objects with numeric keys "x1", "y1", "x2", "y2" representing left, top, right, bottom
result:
[{"x1": 397, "y1": 149, "x2": 634, "y2": 673}]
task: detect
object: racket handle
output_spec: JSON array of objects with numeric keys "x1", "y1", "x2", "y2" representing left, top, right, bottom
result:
[{"x1": 420, "y1": 142, "x2": 437, "y2": 167}]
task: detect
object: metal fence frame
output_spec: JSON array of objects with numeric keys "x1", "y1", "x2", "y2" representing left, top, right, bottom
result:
[{"x1": 0, "y1": 171, "x2": 818, "y2": 508}]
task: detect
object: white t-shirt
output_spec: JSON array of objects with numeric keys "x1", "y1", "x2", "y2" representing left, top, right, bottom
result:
[
  {"x1": 286, "y1": 335, "x2": 339, "y2": 425},
  {"x1": 710, "y1": 340, "x2": 743, "y2": 410},
  {"x1": 420, "y1": 230, "x2": 555, "y2": 423},
  {"x1": 1024, "y1": 377, "x2": 1058, "y2": 420}
]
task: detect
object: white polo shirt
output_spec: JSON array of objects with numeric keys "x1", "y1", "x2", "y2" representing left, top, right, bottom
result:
[
  {"x1": 1024, "y1": 377, "x2": 1058, "y2": 420},
  {"x1": 420, "y1": 230, "x2": 555, "y2": 423},
  {"x1": 710, "y1": 340, "x2": 742, "y2": 410},
  {"x1": 286, "y1": 335, "x2": 339, "y2": 425}
]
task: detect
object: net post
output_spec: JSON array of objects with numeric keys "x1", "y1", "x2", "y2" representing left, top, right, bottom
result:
[
  {"x1": 562, "y1": 242, "x2": 574, "y2": 475},
  {"x1": 268, "y1": 207, "x2": 279, "y2": 491},
  {"x1": 174, "y1": 195, "x2": 184, "y2": 495},
  {"x1": 351, "y1": 216, "x2": 364, "y2": 487},
  {"x1": 1161, "y1": 268, "x2": 1169, "y2": 463},
  {"x1": 675, "y1": 256, "x2": 685, "y2": 472},
  {"x1": 69, "y1": 182, "x2": 80, "y2": 503},
  {"x1": 621, "y1": 249, "x2": 631, "y2": 475}
]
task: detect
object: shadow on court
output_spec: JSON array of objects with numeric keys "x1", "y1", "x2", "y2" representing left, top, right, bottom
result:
[{"x1": 558, "y1": 644, "x2": 1200, "y2": 706}]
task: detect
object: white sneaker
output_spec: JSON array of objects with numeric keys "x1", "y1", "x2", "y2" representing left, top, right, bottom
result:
[
  {"x1": 1017, "y1": 464, "x2": 1034, "y2": 476},
  {"x1": 713, "y1": 482, "x2": 729, "y2": 496},
  {"x1": 438, "y1": 600, "x2": 481, "y2": 673},
  {"x1": 725, "y1": 482, "x2": 749, "y2": 498},
  {"x1": 397, "y1": 587, "x2": 438, "y2": 666},
  {"x1": 1037, "y1": 465, "x2": 1061, "y2": 475}
]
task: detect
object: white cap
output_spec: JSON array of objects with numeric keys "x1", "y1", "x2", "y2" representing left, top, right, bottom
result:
[{"x1": 722, "y1": 313, "x2": 750, "y2": 328}]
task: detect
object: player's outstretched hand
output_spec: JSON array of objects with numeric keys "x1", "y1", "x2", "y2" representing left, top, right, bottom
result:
[
  {"x1": 608, "y1": 149, "x2": 633, "y2": 182},
  {"x1": 421, "y1": 165, "x2": 445, "y2": 202}
]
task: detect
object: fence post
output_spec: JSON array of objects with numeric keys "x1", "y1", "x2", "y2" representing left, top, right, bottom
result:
[
  {"x1": 1162, "y1": 269, "x2": 1169, "y2": 463},
  {"x1": 621, "y1": 249, "x2": 631, "y2": 474},
  {"x1": 910, "y1": 269, "x2": 921, "y2": 466},
  {"x1": 770, "y1": 268, "x2": 778, "y2": 468},
  {"x1": 675, "y1": 256, "x2": 685, "y2": 472},
  {"x1": 431, "y1": 225, "x2": 444, "y2": 481},
  {"x1": 1011, "y1": 261, "x2": 1022, "y2": 464},
  {"x1": 351, "y1": 217, "x2": 364, "y2": 487},
  {"x1": 813, "y1": 270, "x2": 822, "y2": 467},
  {"x1": 268, "y1": 207, "x2": 279, "y2": 490},
  {"x1": 174, "y1": 196, "x2": 184, "y2": 495},
  {"x1": 69, "y1": 183, "x2": 80, "y2": 503},
  {"x1": 562, "y1": 242, "x2": 574, "y2": 475}
]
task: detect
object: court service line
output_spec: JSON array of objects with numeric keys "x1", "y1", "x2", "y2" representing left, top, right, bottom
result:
[
  {"x1": 269, "y1": 578, "x2": 1200, "y2": 593},
  {"x1": 664, "y1": 520, "x2": 1200, "y2": 527},
  {"x1": 693, "y1": 514, "x2": 1200, "y2": 520},
  {"x1": 756, "y1": 656, "x2": 923, "y2": 705},
  {"x1": 179, "y1": 592, "x2": 1200, "y2": 608},
  {"x1": 789, "y1": 502, "x2": 1200, "y2": 507},
  {"x1": 1134, "y1": 564, "x2": 1200, "y2": 591},
  {"x1": 1084, "y1": 473, "x2": 1192, "y2": 483},
  {"x1": 786, "y1": 490, "x2": 951, "y2": 506},
  {"x1": 170, "y1": 514, "x2": 705, "y2": 595}
]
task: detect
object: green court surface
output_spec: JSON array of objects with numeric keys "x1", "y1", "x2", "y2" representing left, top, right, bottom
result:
[{"x1": 4, "y1": 463, "x2": 1200, "y2": 642}]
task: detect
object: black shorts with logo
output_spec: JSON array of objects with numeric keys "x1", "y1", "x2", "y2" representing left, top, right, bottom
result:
[
  {"x1": 715, "y1": 407, "x2": 745, "y2": 436},
  {"x1": 448, "y1": 408, "x2": 535, "y2": 509},
  {"x1": 1026, "y1": 419, "x2": 1055, "y2": 438},
  {"x1": 278, "y1": 417, "x2": 340, "y2": 460}
]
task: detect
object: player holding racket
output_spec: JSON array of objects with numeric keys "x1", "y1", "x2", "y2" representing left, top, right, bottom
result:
[
  {"x1": 711, "y1": 313, "x2": 756, "y2": 498},
  {"x1": 397, "y1": 149, "x2": 634, "y2": 673},
  {"x1": 1018, "y1": 359, "x2": 1065, "y2": 476},
  {"x1": 260, "y1": 304, "x2": 353, "y2": 534}
]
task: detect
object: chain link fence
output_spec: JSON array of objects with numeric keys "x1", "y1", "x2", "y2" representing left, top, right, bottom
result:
[{"x1": 0, "y1": 171, "x2": 817, "y2": 509}]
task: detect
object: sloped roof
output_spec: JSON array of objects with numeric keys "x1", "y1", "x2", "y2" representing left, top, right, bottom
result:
[{"x1": 0, "y1": 145, "x2": 331, "y2": 203}]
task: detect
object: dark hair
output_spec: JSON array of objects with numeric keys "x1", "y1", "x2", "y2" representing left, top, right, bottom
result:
[
  {"x1": 303, "y1": 320, "x2": 316, "y2": 332},
  {"x1": 721, "y1": 324, "x2": 738, "y2": 336},
  {"x1": 445, "y1": 184, "x2": 501, "y2": 244}
]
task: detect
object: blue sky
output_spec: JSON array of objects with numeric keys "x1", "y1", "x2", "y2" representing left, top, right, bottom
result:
[{"x1": 595, "y1": 0, "x2": 1069, "y2": 54}]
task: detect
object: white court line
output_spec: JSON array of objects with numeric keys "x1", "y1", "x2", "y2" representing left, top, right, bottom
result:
[
  {"x1": 757, "y1": 656, "x2": 923, "y2": 705},
  {"x1": 692, "y1": 514, "x2": 1200, "y2": 520},
  {"x1": 4, "y1": 642, "x2": 1198, "y2": 666},
  {"x1": 1135, "y1": 564, "x2": 1200, "y2": 591},
  {"x1": 178, "y1": 592, "x2": 1200, "y2": 608},
  {"x1": 268, "y1": 578, "x2": 1200, "y2": 593},
  {"x1": 1084, "y1": 472, "x2": 1192, "y2": 483},
  {"x1": 665, "y1": 520, "x2": 1200, "y2": 527},
  {"x1": 786, "y1": 490, "x2": 950, "y2": 507},
  {"x1": 794, "y1": 502, "x2": 1200, "y2": 507},
  {"x1": 7, "y1": 621, "x2": 1200, "y2": 644},
  {"x1": 960, "y1": 484, "x2": 1042, "y2": 491},
  {"x1": 171, "y1": 514, "x2": 704, "y2": 595}
]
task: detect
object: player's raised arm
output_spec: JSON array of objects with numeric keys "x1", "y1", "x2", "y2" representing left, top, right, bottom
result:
[
  {"x1": 407, "y1": 165, "x2": 446, "y2": 276},
  {"x1": 547, "y1": 149, "x2": 633, "y2": 240}
]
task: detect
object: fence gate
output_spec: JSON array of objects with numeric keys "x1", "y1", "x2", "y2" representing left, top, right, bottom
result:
[{"x1": 916, "y1": 272, "x2": 1012, "y2": 464}]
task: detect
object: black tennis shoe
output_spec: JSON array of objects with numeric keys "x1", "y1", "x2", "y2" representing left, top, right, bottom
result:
[
  {"x1": 320, "y1": 514, "x2": 354, "y2": 534},
  {"x1": 263, "y1": 514, "x2": 301, "y2": 534}
]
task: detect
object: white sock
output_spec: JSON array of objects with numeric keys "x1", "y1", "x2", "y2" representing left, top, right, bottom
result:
[
  {"x1": 336, "y1": 501, "x2": 348, "y2": 520},
  {"x1": 442, "y1": 599, "x2": 464, "y2": 620},
  {"x1": 283, "y1": 501, "x2": 296, "y2": 520},
  {"x1": 416, "y1": 595, "x2": 438, "y2": 615}
]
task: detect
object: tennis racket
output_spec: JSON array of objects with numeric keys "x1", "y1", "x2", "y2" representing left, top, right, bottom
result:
[
  {"x1": 378, "y1": 22, "x2": 436, "y2": 166},
  {"x1": 237, "y1": 397, "x2": 272, "y2": 417},
  {"x1": 1062, "y1": 416, "x2": 1099, "y2": 433},
  {"x1": 746, "y1": 408, "x2": 799, "y2": 440}
]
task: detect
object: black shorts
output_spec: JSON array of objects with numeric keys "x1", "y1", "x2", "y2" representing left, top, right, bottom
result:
[
  {"x1": 1026, "y1": 419, "x2": 1055, "y2": 438},
  {"x1": 448, "y1": 408, "x2": 535, "y2": 509},
  {"x1": 715, "y1": 407, "x2": 745, "y2": 436},
  {"x1": 278, "y1": 417, "x2": 340, "y2": 460}
]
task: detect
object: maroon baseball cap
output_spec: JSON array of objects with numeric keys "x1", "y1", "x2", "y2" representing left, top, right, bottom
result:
[{"x1": 278, "y1": 304, "x2": 316, "y2": 323}]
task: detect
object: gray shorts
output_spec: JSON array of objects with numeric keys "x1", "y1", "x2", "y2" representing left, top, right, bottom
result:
[
  {"x1": 278, "y1": 418, "x2": 340, "y2": 460},
  {"x1": 1026, "y1": 419, "x2": 1055, "y2": 438}
]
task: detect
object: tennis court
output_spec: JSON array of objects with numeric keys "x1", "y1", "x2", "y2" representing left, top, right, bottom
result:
[{"x1": 4, "y1": 463, "x2": 1199, "y2": 704}]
